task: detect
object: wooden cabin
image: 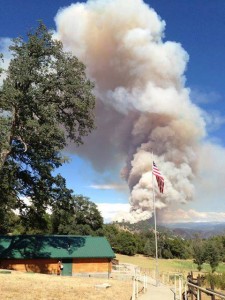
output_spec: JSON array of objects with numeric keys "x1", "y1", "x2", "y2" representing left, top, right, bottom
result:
[{"x1": 0, "y1": 235, "x2": 115, "y2": 276}]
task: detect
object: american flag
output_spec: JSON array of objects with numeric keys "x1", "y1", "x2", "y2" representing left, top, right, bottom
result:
[{"x1": 152, "y1": 161, "x2": 164, "y2": 193}]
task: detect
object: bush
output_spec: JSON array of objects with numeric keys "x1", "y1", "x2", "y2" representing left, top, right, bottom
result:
[
  {"x1": 116, "y1": 231, "x2": 138, "y2": 256},
  {"x1": 205, "y1": 272, "x2": 225, "y2": 290}
]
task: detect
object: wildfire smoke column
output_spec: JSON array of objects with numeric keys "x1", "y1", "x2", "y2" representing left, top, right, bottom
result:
[{"x1": 55, "y1": 0, "x2": 206, "y2": 223}]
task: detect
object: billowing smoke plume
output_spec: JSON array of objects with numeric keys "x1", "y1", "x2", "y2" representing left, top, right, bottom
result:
[{"x1": 55, "y1": 0, "x2": 207, "y2": 222}]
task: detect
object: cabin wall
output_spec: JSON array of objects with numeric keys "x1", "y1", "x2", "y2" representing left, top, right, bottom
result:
[
  {"x1": 72, "y1": 258, "x2": 112, "y2": 273},
  {"x1": 0, "y1": 258, "x2": 59, "y2": 274},
  {"x1": 0, "y1": 258, "x2": 112, "y2": 275}
]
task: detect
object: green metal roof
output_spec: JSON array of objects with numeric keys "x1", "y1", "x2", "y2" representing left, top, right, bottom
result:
[{"x1": 0, "y1": 235, "x2": 115, "y2": 259}]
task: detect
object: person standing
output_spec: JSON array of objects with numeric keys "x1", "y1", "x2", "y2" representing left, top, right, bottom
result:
[{"x1": 57, "y1": 260, "x2": 63, "y2": 275}]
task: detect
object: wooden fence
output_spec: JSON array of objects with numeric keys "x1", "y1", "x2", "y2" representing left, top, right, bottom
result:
[
  {"x1": 184, "y1": 272, "x2": 225, "y2": 300},
  {"x1": 112, "y1": 263, "x2": 148, "y2": 299}
]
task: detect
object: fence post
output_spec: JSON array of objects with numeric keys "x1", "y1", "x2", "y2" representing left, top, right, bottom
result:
[
  {"x1": 132, "y1": 276, "x2": 136, "y2": 300},
  {"x1": 197, "y1": 288, "x2": 200, "y2": 300},
  {"x1": 175, "y1": 275, "x2": 177, "y2": 298},
  {"x1": 136, "y1": 276, "x2": 139, "y2": 298},
  {"x1": 190, "y1": 272, "x2": 194, "y2": 300},
  {"x1": 197, "y1": 275, "x2": 202, "y2": 300},
  {"x1": 184, "y1": 283, "x2": 187, "y2": 300},
  {"x1": 210, "y1": 282, "x2": 215, "y2": 300},
  {"x1": 179, "y1": 275, "x2": 182, "y2": 300}
]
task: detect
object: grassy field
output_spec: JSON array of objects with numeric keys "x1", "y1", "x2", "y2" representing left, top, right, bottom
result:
[
  {"x1": 0, "y1": 270, "x2": 132, "y2": 300},
  {"x1": 116, "y1": 254, "x2": 225, "y2": 275}
]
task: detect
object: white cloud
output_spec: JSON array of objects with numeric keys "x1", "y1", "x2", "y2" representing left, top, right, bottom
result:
[
  {"x1": 191, "y1": 89, "x2": 222, "y2": 105},
  {"x1": 191, "y1": 89, "x2": 225, "y2": 132},
  {"x1": 0, "y1": 37, "x2": 12, "y2": 85},
  {"x1": 96, "y1": 202, "x2": 130, "y2": 223},
  {"x1": 89, "y1": 183, "x2": 127, "y2": 190},
  {"x1": 203, "y1": 110, "x2": 225, "y2": 132}
]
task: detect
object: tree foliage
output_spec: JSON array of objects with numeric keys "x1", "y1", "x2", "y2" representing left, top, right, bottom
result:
[
  {"x1": 0, "y1": 22, "x2": 95, "y2": 232},
  {"x1": 192, "y1": 239, "x2": 206, "y2": 271},
  {"x1": 51, "y1": 195, "x2": 103, "y2": 235},
  {"x1": 100, "y1": 224, "x2": 120, "y2": 250},
  {"x1": 144, "y1": 239, "x2": 155, "y2": 257},
  {"x1": 205, "y1": 240, "x2": 221, "y2": 273}
]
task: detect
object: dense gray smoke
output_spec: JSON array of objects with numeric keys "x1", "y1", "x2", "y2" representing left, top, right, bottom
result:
[{"x1": 55, "y1": 0, "x2": 208, "y2": 222}]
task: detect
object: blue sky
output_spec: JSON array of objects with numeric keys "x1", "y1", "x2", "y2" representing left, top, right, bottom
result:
[{"x1": 1, "y1": 0, "x2": 225, "y2": 223}]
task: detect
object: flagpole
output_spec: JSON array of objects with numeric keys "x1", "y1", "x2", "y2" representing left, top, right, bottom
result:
[{"x1": 151, "y1": 151, "x2": 159, "y2": 287}]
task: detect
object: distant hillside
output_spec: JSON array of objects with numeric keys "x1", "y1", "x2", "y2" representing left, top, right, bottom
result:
[
  {"x1": 114, "y1": 219, "x2": 225, "y2": 239},
  {"x1": 165, "y1": 222, "x2": 225, "y2": 239},
  {"x1": 114, "y1": 218, "x2": 173, "y2": 237}
]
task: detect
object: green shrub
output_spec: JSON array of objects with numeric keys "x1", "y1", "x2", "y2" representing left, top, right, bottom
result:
[{"x1": 205, "y1": 272, "x2": 225, "y2": 289}]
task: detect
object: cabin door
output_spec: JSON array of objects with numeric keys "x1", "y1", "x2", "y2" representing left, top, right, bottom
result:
[{"x1": 61, "y1": 259, "x2": 73, "y2": 276}]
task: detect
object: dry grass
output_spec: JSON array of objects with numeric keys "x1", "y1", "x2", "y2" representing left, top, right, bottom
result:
[
  {"x1": 116, "y1": 253, "x2": 194, "y2": 275},
  {"x1": 0, "y1": 270, "x2": 132, "y2": 300},
  {"x1": 116, "y1": 254, "x2": 155, "y2": 270},
  {"x1": 3, "y1": 255, "x2": 224, "y2": 300},
  {"x1": 116, "y1": 254, "x2": 225, "y2": 275}
]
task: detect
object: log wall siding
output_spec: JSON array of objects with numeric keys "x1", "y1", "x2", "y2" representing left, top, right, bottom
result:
[
  {"x1": 0, "y1": 259, "x2": 59, "y2": 274},
  {"x1": 72, "y1": 258, "x2": 111, "y2": 273},
  {"x1": 0, "y1": 258, "x2": 112, "y2": 274}
]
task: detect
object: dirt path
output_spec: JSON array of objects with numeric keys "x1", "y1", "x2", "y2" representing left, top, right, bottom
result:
[
  {"x1": 139, "y1": 284, "x2": 174, "y2": 300},
  {"x1": 139, "y1": 278, "x2": 174, "y2": 300}
]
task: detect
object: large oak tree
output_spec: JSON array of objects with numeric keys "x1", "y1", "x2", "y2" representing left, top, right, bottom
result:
[{"x1": 0, "y1": 23, "x2": 95, "y2": 233}]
